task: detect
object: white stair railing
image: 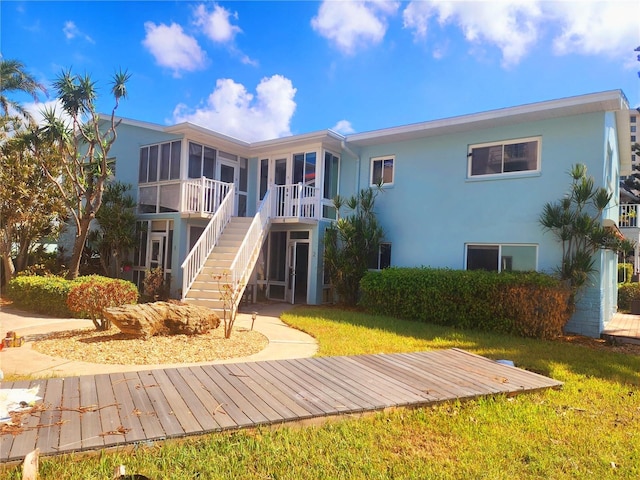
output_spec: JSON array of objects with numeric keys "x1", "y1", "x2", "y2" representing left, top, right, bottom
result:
[
  {"x1": 227, "y1": 189, "x2": 272, "y2": 316},
  {"x1": 181, "y1": 185, "x2": 235, "y2": 298}
]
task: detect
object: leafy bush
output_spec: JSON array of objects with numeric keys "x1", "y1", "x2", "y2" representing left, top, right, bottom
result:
[
  {"x1": 66, "y1": 276, "x2": 138, "y2": 330},
  {"x1": 618, "y1": 263, "x2": 633, "y2": 283},
  {"x1": 7, "y1": 275, "x2": 77, "y2": 317},
  {"x1": 617, "y1": 282, "x2": 640, "y2": 311},
  {"x1": 359, "y1": 268, "x2": 572, "y2": 339},
  {"x1": 142, "y1": 267, "x2": 169, "y2": 302}
]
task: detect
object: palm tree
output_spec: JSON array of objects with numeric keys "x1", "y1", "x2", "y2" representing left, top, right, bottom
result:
[{"x1": 0, "y1": 59, "x2": 47, "y2": 123}]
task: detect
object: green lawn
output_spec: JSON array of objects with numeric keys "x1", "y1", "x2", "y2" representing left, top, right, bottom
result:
[{"x1": 3, "y1": 306, "x2": 639, "y2": 479}]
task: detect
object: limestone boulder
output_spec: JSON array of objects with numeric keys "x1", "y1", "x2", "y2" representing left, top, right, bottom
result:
[{"x1": 103, "y1": 302, "x2": 220, "y2": 339}]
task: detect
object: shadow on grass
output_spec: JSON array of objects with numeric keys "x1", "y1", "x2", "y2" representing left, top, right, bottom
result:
[{"x1": 285, "y1": 306, "x2": 640, "y2": 386}]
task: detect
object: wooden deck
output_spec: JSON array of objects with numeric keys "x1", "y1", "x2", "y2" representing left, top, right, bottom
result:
[
  {"x1": 0, "y1": 348, "x2": 562, "y2": 464},
  {"x1": 602, "y1": 313, "x2": 640, "y2": 345}
]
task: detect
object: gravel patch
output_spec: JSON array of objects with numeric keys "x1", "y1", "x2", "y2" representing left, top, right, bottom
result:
[{"x1": 31, "y1": 325, "x2": 268, "y2": 365}]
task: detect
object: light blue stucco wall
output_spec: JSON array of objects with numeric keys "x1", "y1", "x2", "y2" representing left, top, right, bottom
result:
[{"x1": 345, "y1": 112, "x2": 617, "y2": 337}]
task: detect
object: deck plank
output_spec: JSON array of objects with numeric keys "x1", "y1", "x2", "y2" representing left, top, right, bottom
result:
[
  {"x1": 55, "y1": 376, "x2": 82, "y2": 453},
  {"x1": 78, "y1": 375, "x2": 104, "y2": 450},
  {"x1": 189, "y1": 366, "x2": 253, "y2": 428},
  {"x1": 35, "y1": 377, "x2": 64, "y2": 455},
  {"x1": 121, "y1": 371, "x2": 167, "y2": 441},
  {"x1": 7, "y1": 379, "x2": 47, "y2": 460},
  {"x1": 93, "y1": 373, "x2": 124, "y2": 447},
  {"x1": 149, "y1": 368, "x2": 202, "y2": 435},
  {"x1": 109, "y1": 372, "x2": 146, "y2": 444},
  {"x1": 0, "y1": 349, "x2": 563, "y2": 464}
]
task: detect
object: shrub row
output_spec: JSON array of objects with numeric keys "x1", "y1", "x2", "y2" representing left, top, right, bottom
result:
[
  {"x1": 617, "y1": 282, "x2": 640, "y2": 311},
  {"x1": 6, "y1": 275, "x2": 138, "y2": 318},
  {"x1": 359, "y1": 268, "x2": 572, "y2": 339}
]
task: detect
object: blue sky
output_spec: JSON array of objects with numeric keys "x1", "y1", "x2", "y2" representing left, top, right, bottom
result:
[{"x1": 2, "y1": 0, "x2": 639, "y2": 142}]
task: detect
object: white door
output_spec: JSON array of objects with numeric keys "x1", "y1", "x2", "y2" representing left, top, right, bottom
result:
[{"x1": 149, "y1": 234, "x2": 165, "y2": 270}]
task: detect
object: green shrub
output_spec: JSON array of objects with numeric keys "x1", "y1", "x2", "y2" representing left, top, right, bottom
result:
[
  {"x1": 359, "y1": 268, "x2": 571, "y2": 339},
  {"x1": 618, "y1": 263, "x2": 634, "y2": 283},
  {"x1": 617, "y1": 282, "x2": 640, "y2": 311},
  {"x1": 7, "y1": 275, "x2": 78, "y2": 317},
  {"x1": 66, "y1": 276, "x2": 138, "y2": 330}
]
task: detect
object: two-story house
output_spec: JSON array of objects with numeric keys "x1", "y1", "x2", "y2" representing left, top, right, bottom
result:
[{"x1": 102, "y1": 90, "x2": 631, "y2": 338}]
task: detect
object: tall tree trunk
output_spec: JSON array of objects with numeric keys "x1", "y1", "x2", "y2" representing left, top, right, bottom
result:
[
  {"x1": 66, "y1": 218, "x2": 92, "y2": 280},
  {"x1": 1, "y1": 252, "x2": 15, "y2": 288}
]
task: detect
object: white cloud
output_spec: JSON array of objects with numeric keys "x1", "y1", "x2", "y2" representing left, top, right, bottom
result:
[
  {"x1": 311, "y1": 0, "x2": 400, "y2": 55},
  {"x1": 549, "y1": 1, "x2": 640, "y2": 57},
  {"x1": 63, "y1": 20, "x2": 94, "y2": 43},
  {"x1": 172, "y1": 75, "x2": 297, "y2": 142},
  {"x1": 402, "y1": 0, "x2": 639, "y2": 67},
  {"x1": 403, "y1": 1, "x2": 541, "y2": 67},
  {"x1": 23, "y1": 99, "x2": 74, "y2": 128},
  {"x1": 193, "y1": 3, "x2": 241, "y2": 43},
  {"x1": 332, "y1": 120, "x2": 356, "y2": 134},
  {"x1": 142, "y1": 22, "x2": 207, "y2": 77}
]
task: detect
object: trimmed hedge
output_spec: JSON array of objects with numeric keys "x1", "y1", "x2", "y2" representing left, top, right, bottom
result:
[
  {"x1": 6, "y1": 275, "x2": 138, "y2": 318},
  {"x1": 617, "y1": 282, "x2": 640, "y2": 311},
  {"x1": 359, "y1": 268, "x2": 572, "y2": 339}
]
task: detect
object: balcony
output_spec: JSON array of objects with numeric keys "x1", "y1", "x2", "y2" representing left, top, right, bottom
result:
[
  {"x1": 138, "y1": 179, "x2": 324, "y2": 222},
  {"x1": 620, "y1": 204, "x2": 640, "y2": 228}
]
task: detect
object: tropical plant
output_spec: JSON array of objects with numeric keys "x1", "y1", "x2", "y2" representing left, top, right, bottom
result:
[
  {"x1": 87, "y1": 181, "x2": 137, "y2": 277},
  {"x1": 0, "y1": 58, "x2": 46, "y2": 124},
  {"x1": 36, "y1": 68, "x2": 131, "y2": 279},
  {"x1": 324, "y1": 186, "x2": 384, "y2": 305},
  {"x1": 0, "y1": 128, "x2": 67, "y2": 284},
  {"x1": 540, "y1": 164, "x2": 634, "y2": 295}
]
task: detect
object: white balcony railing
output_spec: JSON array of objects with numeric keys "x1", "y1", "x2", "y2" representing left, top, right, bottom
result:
[
  {"x1": 138, "y1": 178, "x2": 232, "y2": 216},
  {"x1": 271, "y1": 183, "x2": 320, "y2": 219},
  {"x1": 182, "y1": 178, "x2": 233, "y2": 215},
  {"x1": 620, "y1": 204, "x2": 640, "y2": 228}
]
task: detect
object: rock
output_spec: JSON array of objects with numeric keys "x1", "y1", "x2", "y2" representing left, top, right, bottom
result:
[{"x1": 103, "y1": 302, "x2": 220, "y2": 339}]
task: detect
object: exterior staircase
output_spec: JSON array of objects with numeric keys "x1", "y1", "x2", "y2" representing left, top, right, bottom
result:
[{"x1": 183, "y1": 216, "x2": 254, "y2": 318}]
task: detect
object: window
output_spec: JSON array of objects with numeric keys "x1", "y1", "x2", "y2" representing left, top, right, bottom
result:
[
  {"x1": 632, "y1": 126, "x2": 637, "y2": 133},
  {"x1": 631, "y1": 116, "x2": 637, "y2": 123},
  {"x1": 323, "y1": 152, "x2": 340, "y2": 219},
  {"x1": 294, "y1": 152, "x2": 316, "y2": 187},
  {"x1": 188, "y1": 142, "x2": 216, "y2": 179},
  {"x1": 368, "y1": 243, "x2": 392, "y2": 270},
  {"x1": 468, "y1": 138, "x2": 540, "y2": 177},
  {"x1": 632, "y1": 136, "x2": 636, "y2": 142},
  {"x1": 466, "y1": 244, "x2": 537, "y2": 272},
  {"x1": 139, "y1": 141, "x2": 181, "y2": 183},
  {"x1": 371, "y1": 156, "x2": 394, "y2": 186}
]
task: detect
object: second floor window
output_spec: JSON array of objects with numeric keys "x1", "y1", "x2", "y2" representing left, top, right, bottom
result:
[
  {"x1": 139, "y1": 140, "x2": 181, "y2": 183},
  {"x1": 371, "y1": 156, "x2": 394, "y2": 186},
  {"x1": 188, "y1": 142, "x2": 216, "y2": 179},
  {"x1": 468, "y1": 137, "x2": 540, "y2": 177}
]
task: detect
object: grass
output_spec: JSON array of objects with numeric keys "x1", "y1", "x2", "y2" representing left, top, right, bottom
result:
[{"x1": 2, "y1": 306, "x2": 640, "y2": 479}]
